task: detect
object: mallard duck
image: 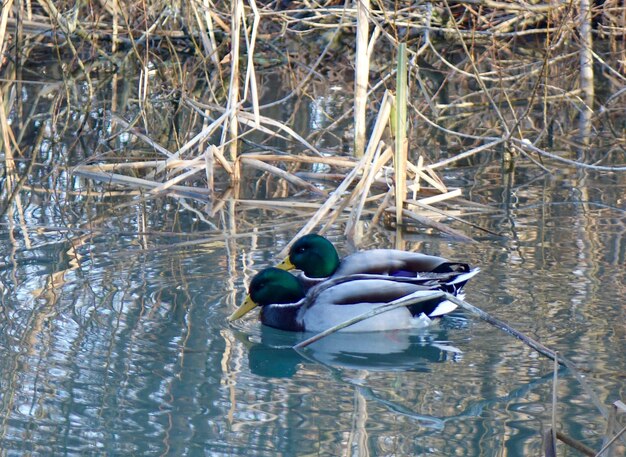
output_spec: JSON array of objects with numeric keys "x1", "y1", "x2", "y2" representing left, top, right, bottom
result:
[
  {"x1": 276, "y1": 234, "x2": 473, "y2": 283},
  {"x1": 228, "y1": 267, "x2": 476, "y2": 332}
]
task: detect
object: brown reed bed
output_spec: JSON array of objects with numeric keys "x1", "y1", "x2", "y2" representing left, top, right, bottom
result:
[
  {"x1": 1, "y1": 1, "x2": 624, "y2": 243},
  {"x1": 1, "y1": 3, "x2": 625, "y2": 454}
]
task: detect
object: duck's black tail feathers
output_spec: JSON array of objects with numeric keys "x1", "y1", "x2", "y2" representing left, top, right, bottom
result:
[{"x1": 403, "y1": 268, "x2": 480, "y2": 317}]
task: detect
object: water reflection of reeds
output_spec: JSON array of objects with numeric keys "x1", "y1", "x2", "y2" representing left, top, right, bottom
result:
[{"x1": 1, "y1": 1, "x2": 625, "y2": 455}]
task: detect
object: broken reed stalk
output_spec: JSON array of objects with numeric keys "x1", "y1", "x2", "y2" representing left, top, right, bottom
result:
[
  {"x1": 72, "y1": 167, "x2": 210, "y2": 201},
  {"x1": 274, "y1": 144, "x2": 379, "y2": 259},
  {"x1": 205, "y1": 145, "x2": 215, "y2": 195},
  {"x1": 243, "y1": 0, "x2": 261, "y2": 126},
  {"x1": 354, "y1": 0, "x2": 370, "y2": 157},
  {"x1": 225, "y1": 0, "x2": 243, "y2": 162},
  {"x1": 324, "y1": 143, "x2": 389, "y2": 236},
  {"x1": 579, "y1": 0, "x2": 595, "y2": 108},
  {"x1": 241, "y1": 158, "x2": 328, "y2": 196},
  {"x1": 445, "y1": 293, "x2": 610, "y2": 420},
  {"x1": 345, "y1": 145, "x2": 391, "y2": 239},
  {"x1": 276, "y1": 91, "x2": 394, "y2": 258},
  {"x1": 387, "y1": 207, "x2": 476, "y2": 242},
  {"x1": 189, "y1": 98, "x2": 323, "y2": 156},
  {"x1": 408, "y1": 160, "x2": 447, "y2": 194},
  {"x1": 603, "y1": 401, "x2": 626, "y2": 455},
  {"x1": 294, "y1": 289, "x2": 609, "y2": 420},
  {"x1": 596, "y1": 424, "x2": 626, "y2": 457},
  {"x1": 549, "y1": 355, "x2": 559, "y2": 457},
  {"x1": 394, "y1": 42, "x2": 408, "y2": 230},
  {"x1": 367, "y1": 90, "x2": 395, "y2": 155},
  {"x1": 0, "y1": 0, "x2": 12, "y2": 58}
]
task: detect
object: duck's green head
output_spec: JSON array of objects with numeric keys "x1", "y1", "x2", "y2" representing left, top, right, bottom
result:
[
  {"x1": 228, "y1": 268, "x2": 305, "y2": 322},
  {"x1": 276, "y1": 234, "x2": 340, "y2": 278}
]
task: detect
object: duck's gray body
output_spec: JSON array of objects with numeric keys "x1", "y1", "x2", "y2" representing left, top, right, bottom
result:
[{"x1": 261, "y1": 270, "x2": 478, "y2": 332}]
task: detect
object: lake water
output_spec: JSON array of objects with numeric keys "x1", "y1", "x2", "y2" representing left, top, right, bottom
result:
[
  {"x1": 1, "y1": 52, "x2": 625, "y2": 456},
  {"x1": 2, "y1": 165, "x2": 624, "y2": 456}
]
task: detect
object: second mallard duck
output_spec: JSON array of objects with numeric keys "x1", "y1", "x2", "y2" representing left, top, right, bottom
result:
[
  {"x1": 228, "y1": 267, "x2": 476, "y2": 332},
  {"x1": 278, "y1": 234, "x2": 472, "y2": 277}
]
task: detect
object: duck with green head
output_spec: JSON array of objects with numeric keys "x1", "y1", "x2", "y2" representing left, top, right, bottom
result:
[
  {"x1": 277, "y1": 233, "x2": 473, "y2": 281},
  {"x1": 228, "y1": 266, "x2": 477, "y2": 332}
]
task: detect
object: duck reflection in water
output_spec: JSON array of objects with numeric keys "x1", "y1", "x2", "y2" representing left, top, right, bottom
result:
[{"x1": 243, "y1": 323, "x2": 465, "y2": 378}]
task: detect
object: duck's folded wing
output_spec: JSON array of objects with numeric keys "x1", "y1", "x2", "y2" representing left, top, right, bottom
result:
[
  {"x1": 333, "y1": 250, "x2": 469, "y2": 277},
  {"x1": 314, "y1": 279, "x2": 455, "y2": 317},
  {"x1": 314, "y1": 279, "x2": 431, "y2": 305},
  {"x1": 301, "y1": 279, "x2": 452, "y2": 332}
]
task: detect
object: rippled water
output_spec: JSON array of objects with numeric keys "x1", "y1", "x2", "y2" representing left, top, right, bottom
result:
[
  {"x1": 1, "y1": 45, "x2": 625, "y2": 456},
  {"x1": 1, "y1": 168, "x2": 624, "y2": 456}
]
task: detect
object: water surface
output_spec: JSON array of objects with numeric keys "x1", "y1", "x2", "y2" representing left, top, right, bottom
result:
[
  {"x1": 1, "y1": 50, "x2": 625, "y2": 457},
  {"x1": 1, "y1": 176, "x2": 624, "y2": 455}
]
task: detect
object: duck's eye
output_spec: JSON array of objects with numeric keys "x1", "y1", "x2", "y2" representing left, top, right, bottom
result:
[{"x1": 296, "y1": 246, "x2": 306, "y2": 253}]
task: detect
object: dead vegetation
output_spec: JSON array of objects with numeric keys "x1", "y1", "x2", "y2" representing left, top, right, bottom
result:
[
  {"x1": 1, "y1": 1, "x2": 624, "y2": 242},
  {"x1": 1, "y1": 2, "x2": 626, "y2": 455}
]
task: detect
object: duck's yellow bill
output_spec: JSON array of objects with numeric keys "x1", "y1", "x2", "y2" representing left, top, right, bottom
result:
[
  {"x1": 227, "y1": 295, "x2": 259, "y2": 322},
  {"x1": 276, "y1": 256, "x2": 295, "y2": 271}
]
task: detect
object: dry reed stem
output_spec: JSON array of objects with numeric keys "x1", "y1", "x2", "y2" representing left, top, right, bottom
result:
[
  {"x1": 409, "y1": 189, "x2": 462, "y2": 206},
  {"x1": 388, "y1": 207, "x2": 475, "y2": 243},
  {"x1": 428, "y1": 139, "x2": 506, "y2": 170},
  {"x1": 76, "y1": 159, "x2": 213, "y2": 172},
  {"x1": 240, "y1": 154, "x2": 356, "y2": 168},
  {"x1": 110, "y1": 114, "x2": 175, "y2": 158},
  {"x1": 0, "y1": 0, "x2": 12, "y2": 59},
  {"x1": 225, "y1": 0, "x2": 243, "y2": 162},
  {"x1": 241, "y1": 158, "x2": 327, "y2": 196},
  {"x1": 324, "y1": 143, "x2": 389, "y2": 236},
  {"x1": 514, "y1": 139, "x2": 626, "y2": 172},
  {"x1": 110, "y1": 113, "x2": 236, "y2": 181},
  {"x1": 149, "y1": 160, "x2": 209, "y2": 196},
  {"x1": 596, "y1": 424, "x2": 626, "y2": 457},
  {"x1": 408, "y1": 161, "x2": 447, "y2": 193},
  {"x1": 367, "y1": 91, "x2": 394, "y2": 156},
  {"x1": 549, "y1": 355, "x2": 559, "y2": 456},
  {"x1": 189, "y1": 98, "x2": 323, "y2": 156},
  {"x1": 296, "y1": 286, "x2": 613, "y2": 429},
  {"x1": 205, "y1": 146, "x2": 215, "y2": 195},
  {"x1": 72, "y1": 166, "x2": 210, "y2": 201},
  {"x1": 353, "y1": 0, "x2": 370, "y2": 157},
  {"x1": 345, "y1": 145, "x2": 392, "y2": 239},
  {"x1": 394, "y1": 43, "x2": 408, "y2": 229},
  {"x1": 154, "y1": 111, "x2": 230, "y2": 177},
  {"x1": 406, "y1": 199, "x2": 503, "y2": 237},
  {"x1": 274, "y1": 139, "x2": 379, "y2": 259},
  {"x1": 190, "y1": 2, "x2": 215, "y2": 71},
  {"x1": 410, "y1": 155, "x2": 424, "y2": 198},
  {"x1": 242, "y1": 0, "x2": 261, "y2": 126}
]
